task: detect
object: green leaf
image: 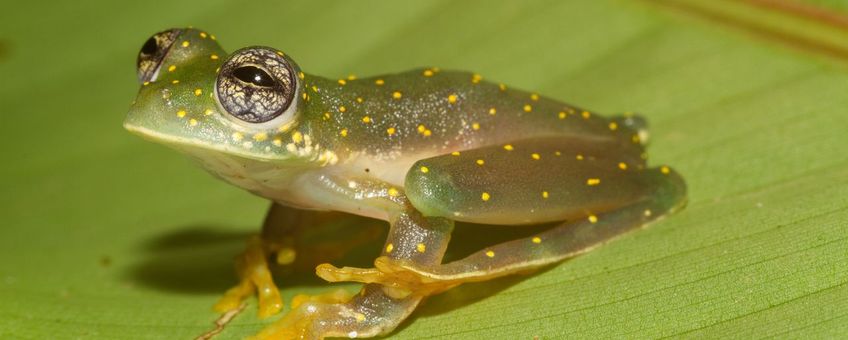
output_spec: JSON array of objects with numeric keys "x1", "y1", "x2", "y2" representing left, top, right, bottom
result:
[{"x1": 1, "y1": 0, "x2": 847, "y2": 338}]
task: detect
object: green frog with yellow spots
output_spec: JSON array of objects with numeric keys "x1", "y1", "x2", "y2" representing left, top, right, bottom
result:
[{"x1": 126, "y1": 28, "x2": 687, "y2": 339}]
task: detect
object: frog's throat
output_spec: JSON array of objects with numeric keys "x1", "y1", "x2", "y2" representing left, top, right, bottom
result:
[{"x1": 124, "y1": 123, "x2": 297, "y2": 162}]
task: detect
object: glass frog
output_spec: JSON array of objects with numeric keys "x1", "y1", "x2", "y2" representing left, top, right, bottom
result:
[{"x1": 125, "y1": 28, "x2": 687, "y2": 339}]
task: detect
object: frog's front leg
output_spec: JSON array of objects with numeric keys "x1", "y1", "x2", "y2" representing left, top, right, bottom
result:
[
  {"x1": 256, "y1": 178, "x2": 454, "y2": 339},
  {"x1": 215, "y1": 204, "x2": 382, "y2": 318}
]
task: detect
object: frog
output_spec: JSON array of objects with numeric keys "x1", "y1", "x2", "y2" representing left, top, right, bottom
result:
[{"x1": 125, "y1": 28, "x2": 687, "y2": 339}]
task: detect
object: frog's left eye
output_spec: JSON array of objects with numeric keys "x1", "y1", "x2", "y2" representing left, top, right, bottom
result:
[
  {"x1": 216, "y1": 47, "x2": 296, "y2": 124},
  {"x1": 136, "y1": 29, "x2": 181, "y2": 83}
]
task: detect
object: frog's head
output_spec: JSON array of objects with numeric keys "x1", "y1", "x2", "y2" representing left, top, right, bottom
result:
[{"x1": 125, "y1": 28, "x2": 328, "y2": 167}]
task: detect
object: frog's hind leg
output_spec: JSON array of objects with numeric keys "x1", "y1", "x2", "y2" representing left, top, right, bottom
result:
[
  {"x1": 381, "y1": 165, "x2": 686, "y2": 285},
  {"x1": 322, "y1": 136, "x2": 685, "y2": 289}
]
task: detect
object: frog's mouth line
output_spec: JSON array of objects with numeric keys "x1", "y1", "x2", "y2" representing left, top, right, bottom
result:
[{"x1": 124, "y1": 123, "x2": 286, "y2": 162}]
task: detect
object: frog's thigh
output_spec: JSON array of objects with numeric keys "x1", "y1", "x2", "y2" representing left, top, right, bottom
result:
[{"x1": 406, "y1": 136, "x2": 648, "y2": 225}]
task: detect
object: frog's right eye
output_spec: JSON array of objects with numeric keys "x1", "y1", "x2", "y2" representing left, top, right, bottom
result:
[
  {"x1": 216, "y1": 47, "x2": 296, "y2": 124},
  {"x1": 136, "y1": 29, "x2": 181, "y2": 83}
]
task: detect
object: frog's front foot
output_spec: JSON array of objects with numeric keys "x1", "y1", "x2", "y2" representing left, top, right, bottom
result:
[
  {"x1": 316, "y1": 257, "x2": 460, "y2": 297},
  {"x1": 253, "y1": 286, "x2": 419, "y2": 340},
  {"x1": 214, "y1": 235, "x2": 284, "y2": 318}
]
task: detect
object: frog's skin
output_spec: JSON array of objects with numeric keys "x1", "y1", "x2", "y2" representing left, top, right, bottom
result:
[{"x1": 126, "y1": 28, "x2": 686, "y2": 339}]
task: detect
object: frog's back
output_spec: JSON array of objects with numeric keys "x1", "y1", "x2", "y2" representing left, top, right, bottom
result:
[{"x1": 303, "y1": 68, "x2": 645, "y2": 163}]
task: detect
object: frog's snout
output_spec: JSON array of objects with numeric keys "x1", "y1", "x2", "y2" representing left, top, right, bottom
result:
[{"x1": 136, "y1": 28, "x2": 182, "y2": 84}]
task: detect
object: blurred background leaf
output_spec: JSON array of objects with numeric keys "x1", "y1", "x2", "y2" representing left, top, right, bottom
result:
[{"x1": 1, "y1": 0, "x2": 846, "y2": 338}]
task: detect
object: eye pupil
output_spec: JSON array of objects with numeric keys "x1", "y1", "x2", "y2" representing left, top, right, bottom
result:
[
  {"x1": 140, "y1": 37, "x2": 158, "y2": 56},
  {"x1": 233, "y1": 66, "x2": 277, "y2": 87}
]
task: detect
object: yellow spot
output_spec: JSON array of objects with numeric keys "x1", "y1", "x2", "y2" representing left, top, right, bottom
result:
[
  {"x1": 554, "y1": 151, "x2": 561, "y2": 156},
  {"x1": 323, "y1": 112, "x2": 331, "y2": 120},
  {"x1": 531, "y1": 153, "x2": 541, "y2": 160},
  {"x1": 338, "y1": 79, "x2": 347, "y2": 85},
  {"x1": 503, "y1": 144, "x2": 514, "y2": 151},
  {"x1": 609, "y1": 122, "x2": 618, "y2": 131},
  {"x1": 423, "y1": 69, "x2": 434, "y2": 77},
  {"x1": 347, "y1": 74, "x2": 357, "y2": 80},
  {"x1": 661, "y1": 166, "x2": 671, "y2": 174},
  {"x1": 362, "y1": 116, "x2": 372, "y2": 123},
  {"x1": 312, "y1": 86, "x2": 319, "y2": 93},
  {"x1": 181, "y1": 41, "x2": 190, "y2": 47},
  {"x1": 143, "y1": 81, "x2": 150, "y2": 86},
  {"x1": 523, "y1": 104, "x2": 532, "y2": 112},
  {"x1": 356, "y1": 97, "x2": 363, "y2": 103},
  {"x1": 176, "y1": 110, "x2": 186, "y2": 118},
  {"x1": 387, "y1": 127, "x2": 396, "y2": 136},
  {"x1": 472, "y1": 74, "x2": 482, "y2": 83},
  {"x1": 167, "y1": 65, "x2": 176, "y2": 72},
  {"x1": 558, "y1": 112, "x2": 567, "y2": 119},
  {"x1": 417, "y1": 124, "x2": 426, "y2": 133},
  {"x1": 420, "y1": 166, "x2": 429, "y2": 173},
  {"x1": 232, "y1": 132, "x2": 244, "y2": 141},
  {"x1": 375, "y1": 79, "x2": 385, "y2": 86},
  {"x1": 392, "y1": 91, "x2": 402, "y2": 99},
  {"x1": 451, "y1": 151, "x2": 461, "y2": 156},
  {"x1": 476, "y1": 159, "x2": 485, "y2": 166},
  {"x1": 618, "y1": 162, "x2": 628, "y2": 170},
  {"x1": 388, "y1": 187, "x2": 399, "y2": 197},
  {"x1": 588, "y1": 215, "x2": 598, "y2": 223},
  {"x1": 193, "y1": 88, "x2": 202, "y2": 96},
  {"x1": 587, "y1": 178, "x2": 601, "y2": 186},
  {"x1": 298, "y1": 72, "x2": 305, "y2": 79},
  {"x1": 582, "y1": 111, "x2": 591, "y2": 119},
  {"x1": 272, "y1": 137, "x2": 282, "y2": 147},
  {"x1": 542, "y1": 191, "x2": 549, "y2": 198},
  {"x1": 202, "y1": 109, "x2": 213, "y2": 116},
  {"x1": 416, "y1": 243, "x2": 426, "y2": 253},
  {"x1": 188, "y1": 118, "x2": 198, "y2": 127},
  {"x1": 339, "y1": 106, "x2": 346, "y2": 113},
  {"x1": 532, "y1": 237, "x2": 542, "y2": 244},
  {"x1": 471, "y1": 122, "x2": 480, "y2": 130},
  {"x1": 210, "y1": 54, "x2": 219, "y2": 60},
  {"x1": 302, "y1": 92, "x2": 308, "y2": 100},
  {"x1": 481, "y1": 192, "x2": 491, "y2": 201},
  {"x1": 292, "y1": 131, "x2": 303, "y2": 144},
  {"x1": 576, "y1": 154, "x2": 584, "y2": 160},
  {"x1": 354, "y1": 313, "x2": 366, "y2": 323},
  {"x1": 489, "y1": 107, "x2": 497, "y2": 115},
  {"x1": 210, "y1": 34, "x2": 217, "y2": 40},
  {"x1": 530, "y1": 93, "x2": 540, "y2": 101},
  {"x1": 253, "y1": 133, "x2": 268, "y2": 142},
  {"x1": 485, "y1": 250, "x2": 495, "y2": 258},
  {"x1": 644, "y1": 209, "x2": 653, "y2": 217},
  {"x1": 423, "y1": 129, "x2": 432, "y2": 136},
  {"x1": 171, "y1": 80, "x2": 179, "y2": 84},
  {"x1": 632, "y1": 134, "x2": 641, "y2": 144},
  {"x1": 385, "y1": 243, "x2": 394, "y2": 253},
  {"x1": 340, "y1": 129, "x2": 348, "y2": 137},
  {"x1": 499, "y1": 83, "x2": 506, "y2": 91},
  {"x1": 448, "y1": 94, "x2": 458, "y2": 104},
  {"x1": 199, "y1": 32, "x2": 208, "y2": 38}
]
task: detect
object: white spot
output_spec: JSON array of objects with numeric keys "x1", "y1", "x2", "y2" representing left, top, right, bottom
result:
[
  {"x1": 306, "y1": 305, "x2": 317, "y2": 313},
  {"x1": 348, "y1": 331, "x2": 358, "y2": 338}
]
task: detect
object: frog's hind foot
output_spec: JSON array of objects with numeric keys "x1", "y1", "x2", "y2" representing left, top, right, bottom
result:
[
  {"x1": 214, "y1": 235, "x2": 284, "y2": 318},
  {"x1": 315, "y1": 258, "x2": 460, "y2": 297}
]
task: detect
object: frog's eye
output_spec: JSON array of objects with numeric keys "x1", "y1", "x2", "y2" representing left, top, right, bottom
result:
[
  {"x1": 136, "y1": 29, "x2": 181, "y2": 83},
  {"x1": 216, "y1": 47, "x2": 296, "y2": 124}
]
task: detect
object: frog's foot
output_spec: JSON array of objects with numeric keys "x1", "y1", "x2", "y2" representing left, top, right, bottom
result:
[
  {"x1": 214, "y1": 235, "x2": 284, "y2": 318},
  {"x1": 252, "y1": 285, "x2": 421, "y2": 340},
  {"x1": 315, "y1": 257, "x2": 460, "y2": 297}
]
